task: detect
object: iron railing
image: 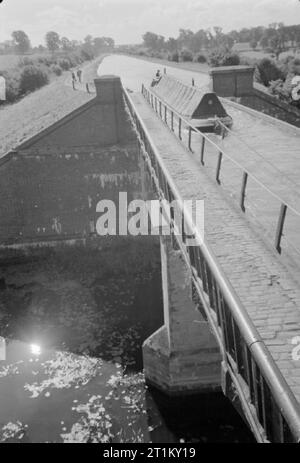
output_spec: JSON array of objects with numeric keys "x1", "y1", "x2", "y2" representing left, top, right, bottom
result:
[
  {"x1": 141, "y1": 84, "x2": 300, "y2": 260},
  {"x1": 123, "y1": 87, "x2": 300, "y2": 443}
]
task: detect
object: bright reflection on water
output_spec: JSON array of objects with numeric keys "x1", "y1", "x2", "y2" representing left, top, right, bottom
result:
[
  {"x1": 0, "y1": 339, "x2": 155, "y2": 443},
  {"x1": 30, "y1": 344, "x2": 41, "y2": 356}
]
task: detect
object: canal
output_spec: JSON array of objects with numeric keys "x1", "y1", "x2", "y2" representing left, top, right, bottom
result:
[{"x1": 98, "y1": 54, "x2": 210, "y2": 92}]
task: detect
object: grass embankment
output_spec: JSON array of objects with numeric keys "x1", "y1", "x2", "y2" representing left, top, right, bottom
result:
[
  {"x1": 0, "y1": 54, "x2": 106, "y2": 157},
  {"x1": 0, "y1": 51, "x2": 96, "y2": 104}
]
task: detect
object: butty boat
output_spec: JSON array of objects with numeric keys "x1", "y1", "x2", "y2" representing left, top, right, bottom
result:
[{"x1": 149, "y1": 73, "x2": 233, "y2": 134}]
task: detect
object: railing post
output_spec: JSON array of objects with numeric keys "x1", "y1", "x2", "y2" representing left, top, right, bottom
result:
[
  {"x1": 200, "y1": 136, "x2": 205, "y2": 165},
  {"x1": 142, "y1": 83, "x2": 144, "y2": 95},
  {"x1": 151, "y1": 93, "x2": 153, "y2": 107},
  {"x1": 159, "y1": 101, "x2": 162, "y2": 118},
  {"x1": 275, "y1": 203, "x2": 287, "y2": 254},
  {"x1": 182, "y1": 214, "x2": 186, "y2": 244},
  {"x1": 155, "y1": 97, "x2": 158, "y2": 113},
  {"x1": 216, "y1": 151, "x2": 223, "y2": 184},
  {"x1": 164, "y1": 105, "x2": 167, "y2": 123},
  {"x1": 179, "y1": 118, "x2": 182, "y2": 140},
  {"x1": 240, "y1": 172, "x2": 248, "y2": 212},
  {"x1": 188, "y1": 126, "x2": 192, "y2": 151},
  {"x1": 171, "y1": 111, "x2": 174, "y2": 131}
]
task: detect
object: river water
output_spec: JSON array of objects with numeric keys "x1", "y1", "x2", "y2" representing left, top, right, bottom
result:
[{"x1": 0, "y1": 243, "x2": 254, "y2": 443}]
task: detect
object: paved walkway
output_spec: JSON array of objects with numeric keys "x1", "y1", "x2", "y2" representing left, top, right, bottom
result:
[{"x1": 131, "y1": 92, "x2": 300, "y2": 403}]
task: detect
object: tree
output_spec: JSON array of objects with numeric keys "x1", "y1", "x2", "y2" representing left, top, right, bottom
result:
[
  {"x1": 103, "y1": 37, "x2": 115, "y2": 50},
  {"x1": 93, "y1": 37, "x2": 114, "y2": 54},
  {"x1": 70, "y1": 40, "x2": 79, "y2": 50},
  {"x1": 269, "y1": 31, "x2": 286, "y2": 60},
  {"x1": 20, "y1": 65, "x2": 49, "y2": 93},
  {"x1": 45, "y1": 31, "x2": 60, "y2": 53},
  {"x1": 177, "y1": 29, "x2": 194, "y2": 50},
  {"x1": 250, "y1": 39, "x2": 258, "y2": 50},
  {"x1": 61, "y1": 37, "x2": 72, "y2": 52},
  {"x1": 82, "y1": 35, "x2": 93, "y2": 55},
  {"x1": 93, "y1": 37, "x2": 105, "y2": 53},
  {"x1": 209, "y1": 47, "x2": 240, "y2": 67},
  {"x1": 142, "y1": 32, "x2": 165, "y2": 51},
  {"x1": 11, "y1": 30, "x2": 31, "y2": 54},
  {"x1": 166, "y1": 37, "x2": 177, "y2": 52},
  {"x1": 260, "y1": 34, "x2": 269, "y2": 50},
  {"x1": 257, "y1": 58, "x2": 284, "y2": 86},
  {"x1": 192, "y1": 30, "x2": 210, "y2": 52}
]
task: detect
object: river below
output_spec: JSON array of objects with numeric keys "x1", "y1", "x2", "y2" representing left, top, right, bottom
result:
[{"x1": 0, "y1": 242, "x2": 254, "y2": 443}]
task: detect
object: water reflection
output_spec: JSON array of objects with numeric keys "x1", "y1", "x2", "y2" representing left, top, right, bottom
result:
[
  {"x1": 30, "y1": 344, "x2": 41, "y2": 356},
  {"x1": 0, "y1": 339, "x2": 154, "y2": 443},
  {"x1": 0, "y1": 245, "x2": 254, "y2": 443}
]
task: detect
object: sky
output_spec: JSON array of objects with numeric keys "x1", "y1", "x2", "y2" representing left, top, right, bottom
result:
[{"x1": 0, "y1": 0, "x2": 300, "y2": 46}]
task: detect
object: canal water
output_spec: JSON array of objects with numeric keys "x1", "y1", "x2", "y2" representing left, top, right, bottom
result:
[
  {"x1": 0, "y1": 241, "x2": 254, "y2": 443},
  {"x1": 98, "y1": 54, "x2": 210, "y2": 92}
]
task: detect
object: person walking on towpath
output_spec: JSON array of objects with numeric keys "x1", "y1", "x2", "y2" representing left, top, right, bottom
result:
[
  {"x1": 71, "y1": 71, "x2": 77, "y2": 90},
  {"x1": 77, "y1": 68, "x2": 82, "y2": 83}
]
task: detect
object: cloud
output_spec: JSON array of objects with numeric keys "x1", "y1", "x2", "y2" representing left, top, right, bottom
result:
[{"x1": 0, "y1": 0, "x2": 299, "y2": 45}]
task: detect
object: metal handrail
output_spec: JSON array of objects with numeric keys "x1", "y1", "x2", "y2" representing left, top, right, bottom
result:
[
  {"x1": 152, "y1": 72, "x2": 300, "y2": 198},
  {"x1": 142, "y1": 84, "x2": 300, "y2": 256},
  {"x1": 123, "y1": 87, "x2": 300, "y2": 443}
]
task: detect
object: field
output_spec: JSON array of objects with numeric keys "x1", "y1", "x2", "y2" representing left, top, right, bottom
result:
[
  {"x1": 0, "y1": 54, "x2": 20, "y2": 70},
  {"x1": 240, "y1": 49, "x2": 300, "y2": 61}
]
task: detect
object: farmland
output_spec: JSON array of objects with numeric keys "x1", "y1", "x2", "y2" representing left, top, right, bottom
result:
[
  {"x1": 0, "y1": 54, "x2": 20, "y2": 70},
  {"x1": 239, "y1": 49, "x2": 300, "y2": 61}
]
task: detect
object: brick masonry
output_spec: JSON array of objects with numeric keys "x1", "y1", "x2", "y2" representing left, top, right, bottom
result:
[
  {"x1": 237, "y1": 87, "x2": 300, "y2": 128},
  {"x1": 0, "y1": 77, "x2": 153, "y2": 244},
  {"x1": 210, "y1": 65, "x2": 300, "y2": 128},
  {"x1": 143, "y1": 235, "x2": 221, "y2": 394}
]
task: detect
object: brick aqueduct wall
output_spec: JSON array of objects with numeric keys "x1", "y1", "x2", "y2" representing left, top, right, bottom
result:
[
  {"x1": 0, "y1": 76, "x2": 152, "y2": 246},
  {"x1": 210, "y1": 66, "x2": 300, "y2": 128}
]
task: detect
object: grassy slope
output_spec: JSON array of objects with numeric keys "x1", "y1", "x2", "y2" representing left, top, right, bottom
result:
[{"x1": 0, "y1": 55, "x2": 105, "y2": 157}]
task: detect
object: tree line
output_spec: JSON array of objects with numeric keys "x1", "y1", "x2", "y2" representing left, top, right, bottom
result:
[
  {"x1": 2, "y1": 30, "x2": 115, "y2": 56},
  {"x1": 142, "y1": 23, "x2": 300, "y2": 59}
]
